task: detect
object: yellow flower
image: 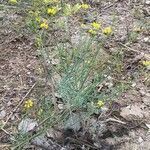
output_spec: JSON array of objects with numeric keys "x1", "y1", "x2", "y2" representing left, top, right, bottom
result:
[
  {"x1": 9, "y1": 0, "x2": 17, "y2": 3},
  {"x1": 40, "y1": 21, "x2": 48, "y2": 29},
  {"x1": 102, "y1": 26, "x2": 112, "y2": 35},
  {"x1": 80, "y1": 4, "x2": 90, "y2": 9},
  {"x1": 88, "y1": 29, "x2": 97, "y2": 35},
  {"x1": 142, "y1": 60, "x2": 150, "y2": 67},
  {"x1": 47, "y1": 7, "x2": 58, "y2": 15},
  {"x1": 24, "y1": 99, "x2": 34, "y2": 109},
  {"x1": 97, "y1": 100, "x2": 104, "y2": 108},
  {"x1": 91, "y1": 22, "x2": 101, "y2": 30}
]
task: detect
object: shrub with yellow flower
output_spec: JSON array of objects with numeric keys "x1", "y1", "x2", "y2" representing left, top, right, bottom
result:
[
  {"x1": 91, "y1": 22, "x2": 101, "y2": 30},
  {"x1": 97, "y1": 100, "x2": 104, "y2": 108},
  {"x1": 40, "y1": 20, "x2": 49, "y2": 29},
  {"x1": 80, "y1": 4, "x2": 90, "y2": 9},
  {"x1": 24, "y1": 99, "x2": 34, "y2": 109},
  {"x1": 142, "y1": 60, "x2": 150, "y2": 67},
  {"x1": 88, "y1": 29, "x2": 97, "y2": 35},
  {"x1": 102, "y1": 26, "x2": 112, "y2": 35},
  {"x1": 47, "y1": 7, "x2": 58, "y2": 15}
]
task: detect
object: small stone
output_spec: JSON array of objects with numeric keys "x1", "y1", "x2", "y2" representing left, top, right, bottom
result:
[
  {"x1": 138, "y1": 137, "x2": 143, "y2": 143},
  {"x1": 120, "y1": 104, "x2": 144, "y2": 120},
  {"x1": 58, "y1": 104, "x2": 64, "y2": 110},
  {"x1": 65, "y1": 113, "x2": 81, "y2": 131},
  {"x1": 145, "y1": 0, "x2": 150, "y2": 5},
  {"x1": 7, "y1": 101, "x2": 12, "y2": 106},
  {"x1": 145, "y1": 124, "x2": 150, "y2": 129},
  {"x1": 143, "y1": 96, "x2": 150, "y2": 106},
  {"x1": 51, "y1": 59, "x2": 59, "y2": 65},
  {"x1": 11, "y1": 115, "x2": 15, "y2": 121},
  {"x1": 145, "y1": 93, "x2": 150, "y2": 97},
  {"x1": 108, "y1": 82, "x2": 113, "y2": 88},
  {"x1": 0, "y1": 110, "x2": 6, "y2": 119},
  {"x1": 143, "y1": 37, "x2": 149, "y2": 43},
  {"x1": 31, "y1": 135, "x2": 53, "y2": 149},
  {"x1": 101, "y1": 106, "x2": 109, "y2": 113},
  {"x1": 46, "y1": 128, "x2": 62, "y2": 139},
  {"x1": 54, "y1": 92, "x2": 62, "y2": 98},
  {"x1": 131, "y1": 82, "x2": 136, "y2": 87},
  {"x1": 139, "y1": 89, "x2": 146, "y2": 96},
  {"x1": 107, "y1": 76, "x2": 112, "y2": 80}
]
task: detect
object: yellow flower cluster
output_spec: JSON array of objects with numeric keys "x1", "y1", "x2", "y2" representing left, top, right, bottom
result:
[
  {"x1": 102, "y1": 26, "x2": 112, "y2": 35},
  {"x1": 24, "y1": 99, "x2": 34, "y2": 109},
  {"x1": 91, "y1": 22, "x2": 101, "y2": 30},
  {"x1": 47, "y1": 7, "x2": 58, "y2": 15},
  {"x1": 88, "y1": 23, "x2": 113, "y2": 36},
  {"x1": 88, "y1": 29, "x2": 97, "y2": 35},
  {"x1": 142, "y1": 60, "x2": 150, "y2": 67},
  {"x1": 80, "y1": 4, "x2": 90, "y2": 9},
  {"x1": 97, "y1": 100, "x2": 104, "y2": 108},
  {"x1": 40, "y1": 20, "x2": 49, "y2": 29},
  {"x1": 88, "y1": 22, "x2": 101, "y2": 35}
]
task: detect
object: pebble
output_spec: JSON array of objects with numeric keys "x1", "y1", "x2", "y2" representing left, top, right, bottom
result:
[
  {"x1": 58, "y1": 103, "x2": 64, "y2": 110},
  {"x1": 138, "y1": 137, "x2": 143, "y2": 143},
  {"x1": 143, "y1": 96, "x2": 150, "y2": 106},
  {"x1": 0, "y1": 110, "x2": 6, "y2": 119},
  {"x1": 143, "y1": 37, "x2": 149, "y2": 43},
  {"x1": 145, "y1": 0, "x2": 150, "y2": 5}
]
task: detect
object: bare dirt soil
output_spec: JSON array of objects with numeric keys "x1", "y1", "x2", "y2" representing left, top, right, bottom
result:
[{"x1": 0, "y1": 0, "x2": 150, "y2": 149}]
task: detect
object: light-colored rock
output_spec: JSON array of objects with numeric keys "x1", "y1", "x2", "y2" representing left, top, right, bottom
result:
[
  {"x1": 138, "y1": 137, "x2": 144, "y2": 143},
  {"x1": 120, "y1": 104, "x2": 149, "y2": 120},
  {"x1": 58, "y1": 104, "x2": 64, "y2": 110},
  {"x1": 0, "y1": 110, "x2": 6, "y2": 119},
  {"x1": 18, "y1": 118, "x2": 38, "y2": 133},
  {"x1": 145, "y1": 0, "x2": 150, "y2": 5},
  {"x1": 65, "y1": 113, "x2": 81, "y2": 131},
  {"x1": 143, "y1": 96, "x2": 150, "y2": 106}
]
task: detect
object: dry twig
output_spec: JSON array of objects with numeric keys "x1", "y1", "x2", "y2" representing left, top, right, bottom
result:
[
  {"x1": 2, "y1": 83, "x2": 36, "y2": 129},
  {"x1": 105, "y1": 117, "x2": 126, "y2": 125}
]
